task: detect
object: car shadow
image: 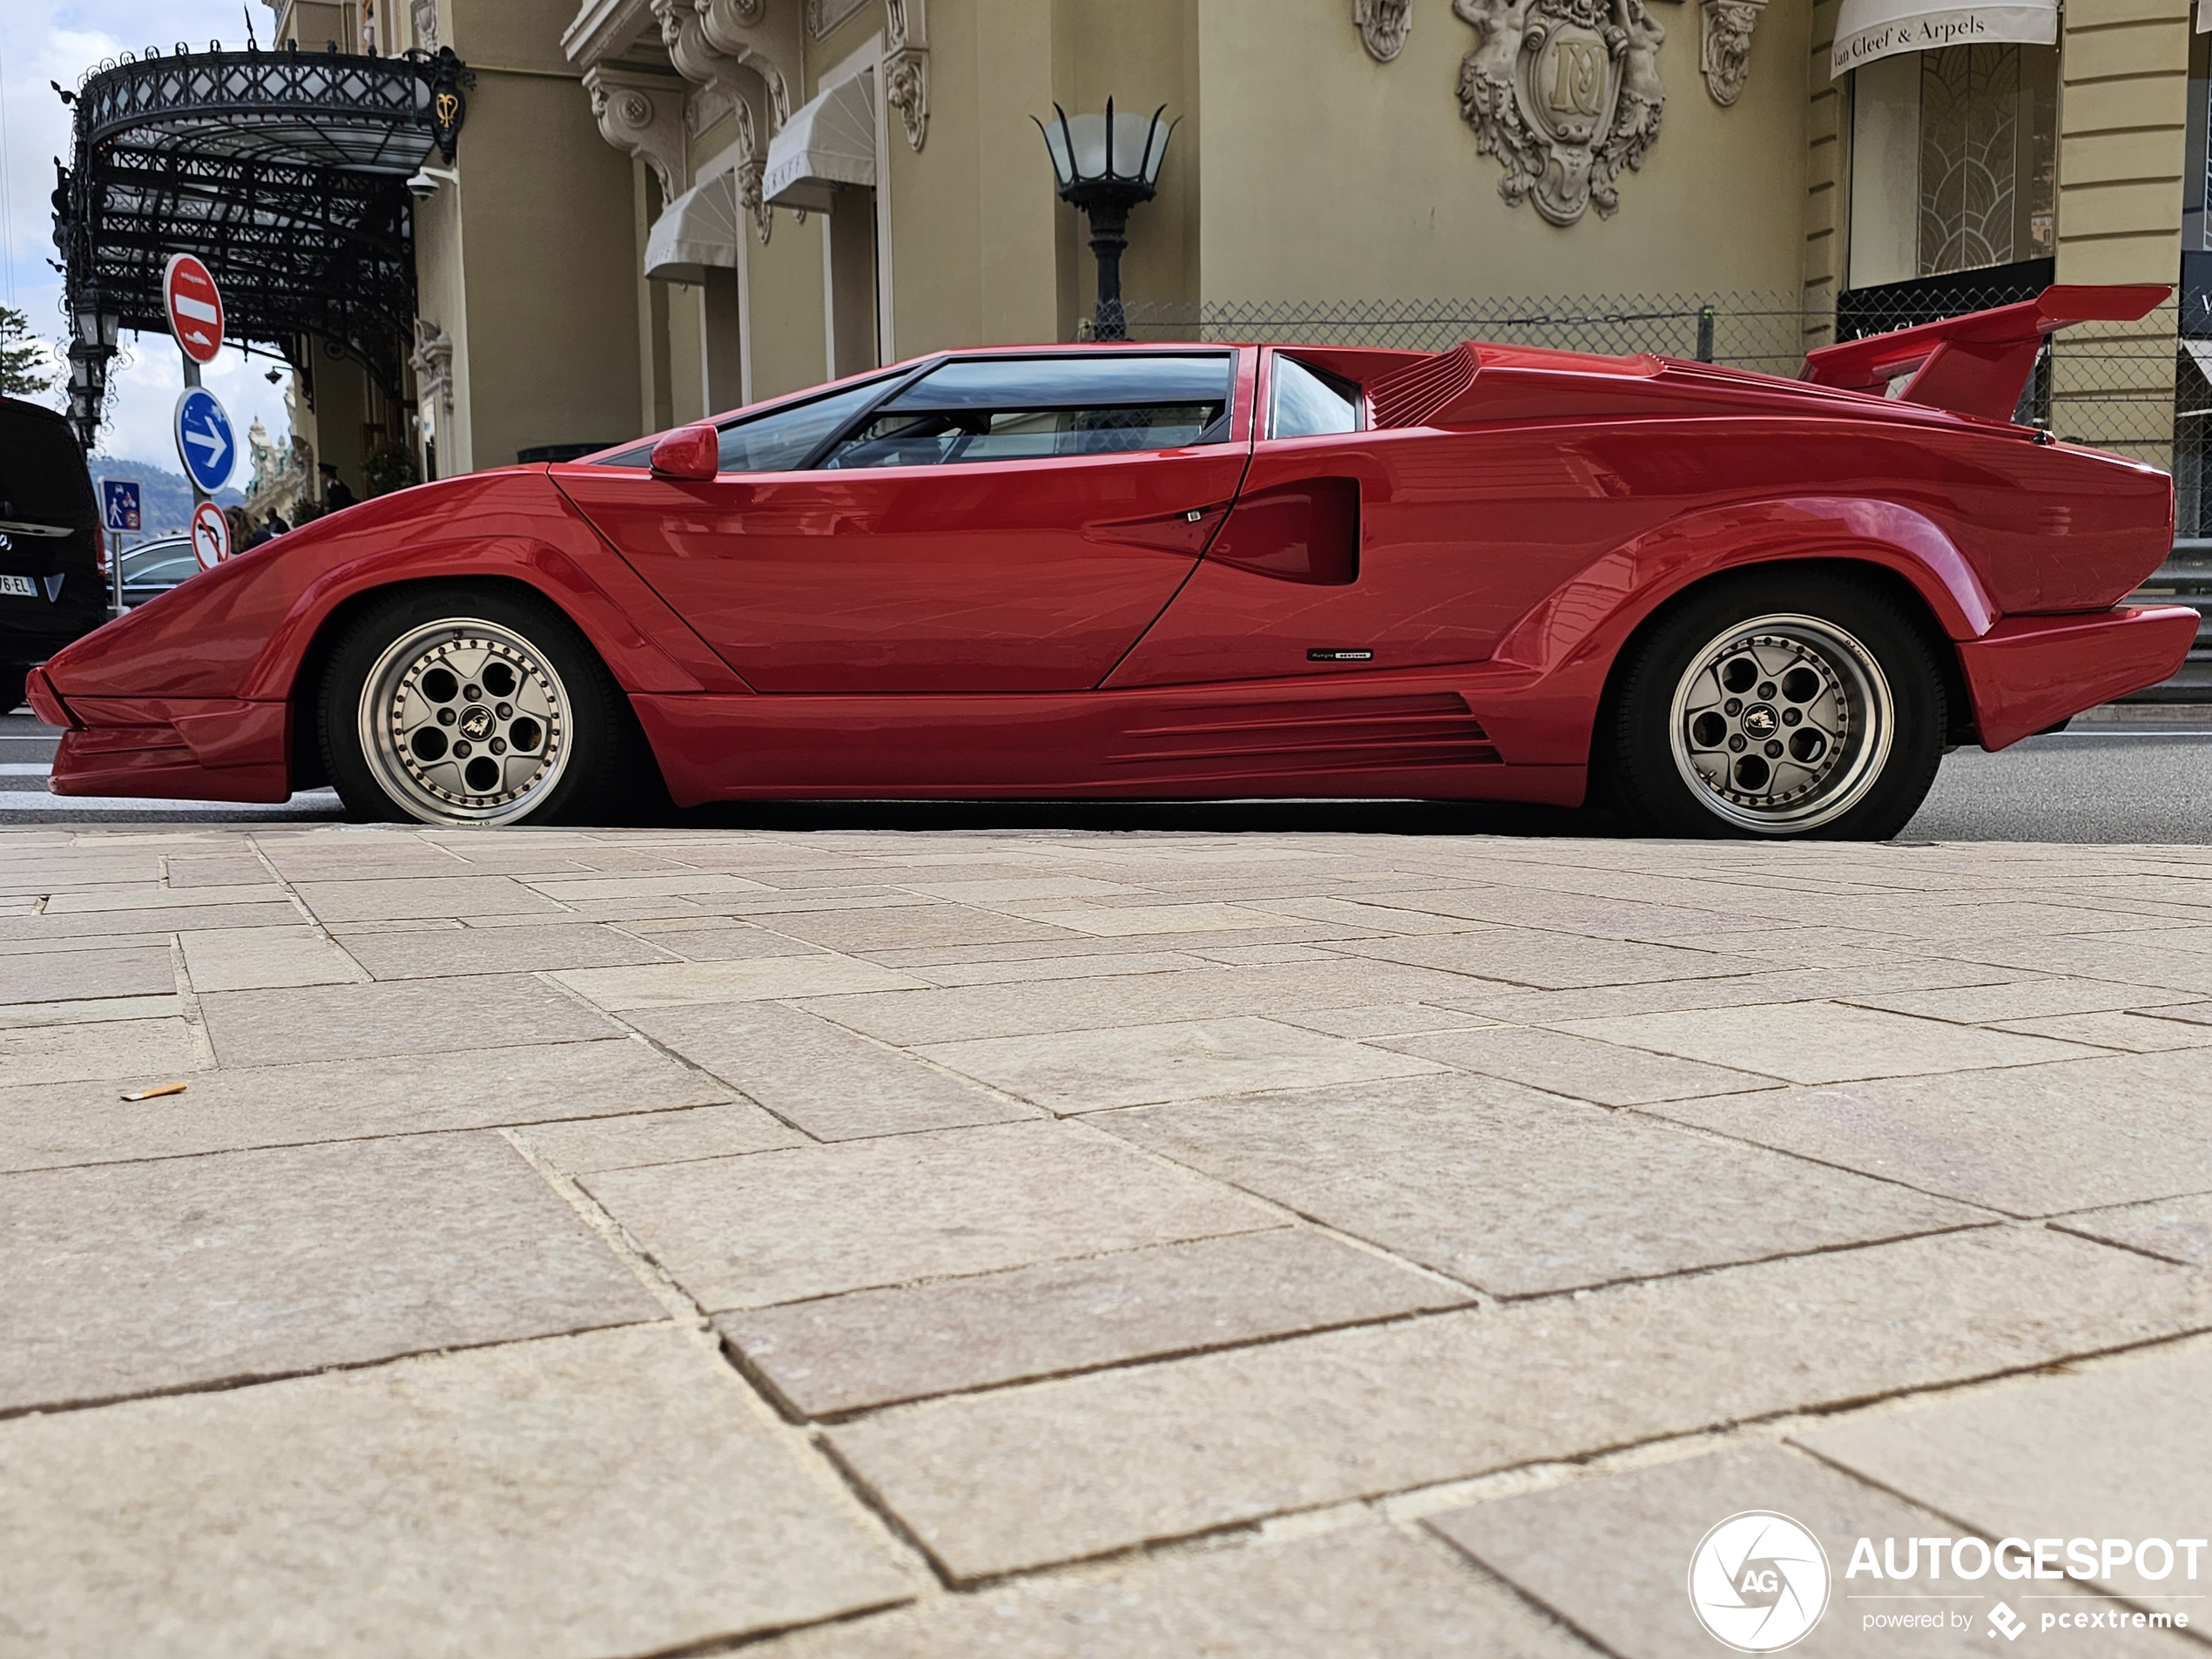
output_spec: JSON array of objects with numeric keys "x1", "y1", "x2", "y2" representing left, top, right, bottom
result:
[{"x1": 658, "y1": 798, "x2": 1622, "y2": 837}]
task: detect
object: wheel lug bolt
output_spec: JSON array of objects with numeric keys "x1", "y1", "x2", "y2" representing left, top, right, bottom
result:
[
  {"x1": 463, "y1": 685, "x2": 482, "y2": 702},
  {"x1": 1723, "y1": 698, "x2": 1742, "y2": 716},
  {"x1": 1728, "y1": 734, "x2": 1747, "y2": 752},
  {"x1": 1764, "y1": 739, "x2": 1784, "y2": 758},
  {"x1": 1757, "y1": 681, "x2": 1777, "y2": 699},
  {"x1": 1782, "y1": 708, "x2": 1801, "y2": 725},
  {"x1": 437, "y1": 708, "x2": 457, "y2": 726},
  {"x1": 490, "y1": 738, "x2": 507, "y2": 755},
  {"x1": 453, "y1": 739, "x2": 472, "y2": 758},
  {"x1": 496, "y1": 702, "x2": 513, "y2": 719}
]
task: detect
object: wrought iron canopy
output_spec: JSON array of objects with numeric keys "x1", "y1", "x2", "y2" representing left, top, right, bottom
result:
[{"x1": 57, "y1": 44, "x2": 471, "y2": 433}]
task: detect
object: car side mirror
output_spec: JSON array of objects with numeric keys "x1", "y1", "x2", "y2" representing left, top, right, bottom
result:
[{"x1": 650, "y1": 422, "x2": 720, "y2": 480}]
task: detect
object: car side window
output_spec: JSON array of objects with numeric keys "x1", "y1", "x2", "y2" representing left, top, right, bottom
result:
[
  {"x1": 1269, "y1": 355, "x2": 1363, "y2": 439},
  {"x1": 819, "y1": 354, "x2": 1234, "y2": 469},
  {"x1": 586, "y1": 375, "x2": 896, "y2": 473}
]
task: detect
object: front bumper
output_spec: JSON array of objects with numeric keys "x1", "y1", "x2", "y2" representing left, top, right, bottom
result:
[
  {"x1": 32, "y1": 671, "x2": 292, "y2": 803},
  {"x1": 1958, "y1": 605, "x2": 2199, "y2": 752}
]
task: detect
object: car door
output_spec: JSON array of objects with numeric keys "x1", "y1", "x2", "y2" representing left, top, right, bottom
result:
[{"x1": 557, "y1": 352, "x2": 1255, "y2": 693}]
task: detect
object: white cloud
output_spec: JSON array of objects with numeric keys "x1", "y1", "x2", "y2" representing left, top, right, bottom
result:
[{"x1": 3, "y1": 5, "x2": 290, "y2": 458}]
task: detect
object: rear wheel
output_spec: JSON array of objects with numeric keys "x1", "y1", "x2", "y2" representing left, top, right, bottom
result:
[
  {"x1": 1605, "y1": 570, "x2": 1946, "y2": 840},
  {"x1": 320, "y1": 585, "x2": 637, "y2": 826}
]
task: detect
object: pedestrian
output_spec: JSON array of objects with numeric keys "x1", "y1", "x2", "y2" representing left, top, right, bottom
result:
[
  {"x1": 223, "y1": 505, "x2": 252, "y2": 551},
  {"x1": 320, "y1": 462, "x2": 357, "y2": 512}
]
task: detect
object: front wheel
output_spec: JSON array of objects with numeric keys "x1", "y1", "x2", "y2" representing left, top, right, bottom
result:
[
  {"x1": 319, "y1": 585, "x2": 640, "y2": 826},
  {"x1": 1604, "y1": 571, "x2": 1946, "y2": 840}
]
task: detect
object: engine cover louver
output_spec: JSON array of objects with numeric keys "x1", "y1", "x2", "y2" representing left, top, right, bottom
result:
[{"x1": 1367, "y1": 342, "x2": 1480, "y2": 430}]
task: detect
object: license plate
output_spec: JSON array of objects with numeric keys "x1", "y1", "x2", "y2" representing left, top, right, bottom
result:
[{"x1": 0, "y1": 575, "x2": 36, "y2": 598}]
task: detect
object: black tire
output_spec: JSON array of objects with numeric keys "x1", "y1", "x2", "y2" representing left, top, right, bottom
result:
[
  {"x1": 318, "y1": 583, "x2": 649, "y2": 826},
  {"x1": 1602, "y1": 568, "x2": 1946, "y2": 840},
  {"x1": 0, "y1": 664, "x2": 26, "y2": 717}
]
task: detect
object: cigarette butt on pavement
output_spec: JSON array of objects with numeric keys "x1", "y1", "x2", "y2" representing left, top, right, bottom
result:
[{"x1": 119, "y1": 1082, "x2": 188, "y2": 1102}]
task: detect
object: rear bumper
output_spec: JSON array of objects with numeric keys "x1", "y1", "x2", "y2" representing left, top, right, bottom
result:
[
  {"x1": 1959, "y1": 605, "x2": 2199, "y2": 752},
  {"x1": 37, "y1": 678, "x2": 292, "y2": 803}
]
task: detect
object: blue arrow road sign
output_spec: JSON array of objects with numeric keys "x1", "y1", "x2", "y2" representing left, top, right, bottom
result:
[
  {"x1": 173, "y1": 387, "x2": 237, "y2": 494},
  {"x1": 100, "y1": 479, "x2": 142, "y2": 532}
]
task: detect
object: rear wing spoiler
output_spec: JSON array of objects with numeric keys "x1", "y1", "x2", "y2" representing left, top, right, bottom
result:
[{"x1": 1800, "y1": 284, "x2": 2170, "y2": 422}]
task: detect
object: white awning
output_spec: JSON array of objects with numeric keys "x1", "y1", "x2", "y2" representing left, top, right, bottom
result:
[
  {"x1": 764, "y1": 69, "x2": 874, "y2": 212},
  {"x1": 1831, "y1": 0, "x2": 2057, "y2": 78},
  {"x1": 644, "y1": 169, "x2": 740, "y2": 284}
]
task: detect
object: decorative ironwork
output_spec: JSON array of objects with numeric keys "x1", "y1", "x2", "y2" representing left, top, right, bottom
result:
[{"x1": 57, "y1": 44, "x2": 469, "y2": 442}]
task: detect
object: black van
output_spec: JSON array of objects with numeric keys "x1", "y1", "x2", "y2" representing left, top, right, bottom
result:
[{"x1": 0, "y1": 397, "x2": 109, "y2": 712}]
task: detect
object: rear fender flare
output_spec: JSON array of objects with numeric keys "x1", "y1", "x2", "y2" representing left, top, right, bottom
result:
[{"x1": 1474, "y1": 497, "x2": 1995, "y2": 768}]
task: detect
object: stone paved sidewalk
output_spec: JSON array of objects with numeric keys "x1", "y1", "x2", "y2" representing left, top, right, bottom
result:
[{"x1": 4, "y1": 823, "x2": 2212, "y2": 1657}]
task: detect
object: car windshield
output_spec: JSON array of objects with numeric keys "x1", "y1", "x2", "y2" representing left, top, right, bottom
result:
[
  {"x1": 0, "y1": 402, "x2": 93, "y2": 523},
  {"x1": 587, "y1": 374, "x2": 900, "y2": 474}
]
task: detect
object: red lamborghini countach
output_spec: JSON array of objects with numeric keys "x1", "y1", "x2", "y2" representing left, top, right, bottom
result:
[{"x1": 30, "y1": 284, "x2": 2197, "y2": 837}]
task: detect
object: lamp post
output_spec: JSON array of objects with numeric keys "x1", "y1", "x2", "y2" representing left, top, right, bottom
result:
[
  {"x1": 65, "y1": 295, "x2": 120, "y2": 452},
  {"x1": 1034, "y1": 98, "x2": 1175, "y2": 341}
]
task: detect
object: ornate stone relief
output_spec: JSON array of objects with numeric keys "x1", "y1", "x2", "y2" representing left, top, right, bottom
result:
[
  {"x1": 584, "y1": 64, "x2": 688, "y2": 202},
  {"x1": 1699, "y1": 0, "x2": 1764, "y2": 105},
  {"x1": 806, "y1": 0, "x2": 871, "y2": 37},
  {"x1": 1453, "y1": 0, "x2": 1667, "y2": 226},
  {"x1": 697, "y1": 0, "x2": 800, "y2": 127},
  {"x1": 885, "y1": 0, "x2": 929, "y2": 151},
  {"x1": 409, "y1": 319, "x2": 455, "y2": 422},
  {"x1": 408, "y1": 0, "x2": 438, "y2": 50},
  {"x1": 1354, "y1": 0, "x2": 1412, "y2": 61}
]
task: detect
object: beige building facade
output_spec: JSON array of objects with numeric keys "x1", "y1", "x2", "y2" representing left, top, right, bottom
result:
[{"x1": 262, "y1": 0, "x2": 2203, "y2": 509}]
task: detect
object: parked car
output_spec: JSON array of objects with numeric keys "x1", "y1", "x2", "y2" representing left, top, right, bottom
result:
[
  {"x1": 118, "y1": 536, "x2": 200, "y2": 609},
  {"x1": 0, "y1": 396, "x2": 108, "y2": 713},
  {"x1": 26, "y1": 287, "x2": 2200, "y2": 835}
]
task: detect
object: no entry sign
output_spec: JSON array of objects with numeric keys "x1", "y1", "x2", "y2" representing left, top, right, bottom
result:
[{"x1": 163, "y1": 253, "x2": 225, "y2": 364}]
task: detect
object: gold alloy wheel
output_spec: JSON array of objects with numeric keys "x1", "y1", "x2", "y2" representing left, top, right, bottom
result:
[
  {"x1": 1666, "y1": 611, "x2": 1895, "y2": 834},
  {"x1": 357, "y1": 618, "x2": 571, "y2": 826}
]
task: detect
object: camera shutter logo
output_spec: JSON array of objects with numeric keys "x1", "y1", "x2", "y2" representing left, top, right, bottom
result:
[{"x1": 1688, "y1": 1511, "x2": 1831, "y2": 1651}]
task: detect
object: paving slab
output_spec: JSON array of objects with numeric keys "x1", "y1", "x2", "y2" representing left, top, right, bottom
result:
[
  {"x1": 1646, "y1": 1049, "x2": 2212, "y2": 1216},
  {"x1": 919, "y1": 1016, "x2": 1448, "y2": 1113},
  {"x1": 0, "y1": 1038, "x2": 732, "y2": 1171},
  {"x1": 0, "y1": 1325, "x2": 913, "y2": 1659},
  {"x1": 612, "y1": 921, "x2": 827, "y2": 960},
  {"x1": 1841, "y1": 977, "x2": 2201, "y2": 1024},
  {"x1": 722, "y1": 1227, "x2": 1470, "y2": 1417},
  {"x1": 0, "y1": 900, "x2": 300, "y2": 941},
  {"x1": 1333, "y1": 928, "x2": 1763, "y2": 989},
  {"x1": 179, "y1": 924, "x2": 364, "y2": 992},
  {"x1": 826, "y1": 1229, "x2": 2212, "y2": 1581},
  {"x1": 0, "y1": 942, "x2": 175, "y2": 1005},
  {"x1": 2052, "y1": 1192, "x2": 2212, "y2": 1264},
  {"x1": 1382, "y1": 1023, "x2": 1781, "y2": 1104},
  {"x1": 752, "y1": 1523, "x2": 1595, "y2": 1659},
  {"x1": 554, "y1": 953, "x2": 926, "y2": 1008},
  {"x1": 337, "y1": 921, "x2": 676, "y2": 979},
  {"x1": 1106, "y1": 1076, "x2": 1984, "y2": 1296},
  {"x1": 198, "y1": 973, "x2": 620, "y2": 1067},
  {"x1": 1797, "y1": 1341, "x2": 2212, "y2": 1601},
  {"x1": 0, "y1": 1015, "x2": 200, "y2": 1087},
  {"x1": 0, "y1": 1131, "x2": 657, "y2": 1413},
  {"x1": 630, "y1": 1000, "x2": 1036, "y2": 1138},
  {"x1": 517, "y1": 1102, "x2": 807, "y2": 1172},
  {"x1": 1989, "y1": 1009, "x2": 2212, "y2": 1051},
  {"x1": 1426, "y1": 1441, "x2": 2188, "y2": 1659},
  {"x1": 1544, "y1": 1001, "x2": 2102, "y2": 1085},
  {"x1": 584, "y1": 1119, "x2": 1280, "y2": 1310},
  {"x1": 291, "y1": 874, "x2": 570, "y2": 922}
]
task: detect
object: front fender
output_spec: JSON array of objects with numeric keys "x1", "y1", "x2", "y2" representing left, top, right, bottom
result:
[
  {"x1": 1471, "y1": 497, "x2": 1998, "y2": 768},
  {"x1": 39, "y1": 469, "x2": 744, "y2": 705}
]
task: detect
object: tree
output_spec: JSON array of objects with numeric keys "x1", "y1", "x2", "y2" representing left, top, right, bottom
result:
[{"x1": 0, "y1": 307, "x2": 57, "y2": 397}]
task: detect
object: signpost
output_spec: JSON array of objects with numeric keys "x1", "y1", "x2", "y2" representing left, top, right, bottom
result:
[{"x1": 189, "y1": 501, "x2": 231, "y2": 571}]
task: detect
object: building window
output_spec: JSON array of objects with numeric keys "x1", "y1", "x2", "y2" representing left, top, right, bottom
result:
[{"x1": 1849, "y1": 44, "x2": 2057, "y2": 290}]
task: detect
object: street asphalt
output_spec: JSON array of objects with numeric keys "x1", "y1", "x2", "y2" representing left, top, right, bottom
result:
[{"x1": 3, "y1": 710, "x2": 2205, "y2": 841}]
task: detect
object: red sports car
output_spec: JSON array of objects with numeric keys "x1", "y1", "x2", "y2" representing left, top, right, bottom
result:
[{"x1": 30, "y1": 285, "x2": 2196, "y2": 838}]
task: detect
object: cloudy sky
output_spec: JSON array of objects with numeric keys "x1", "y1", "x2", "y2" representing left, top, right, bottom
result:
[{"x1": 3, "y1": 3, "x2": 293, "y2": 469}]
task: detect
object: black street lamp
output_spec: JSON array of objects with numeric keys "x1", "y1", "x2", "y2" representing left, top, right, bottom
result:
[{"x1": 1034, "y1": 98, "x2": 1175, "y2": 341}]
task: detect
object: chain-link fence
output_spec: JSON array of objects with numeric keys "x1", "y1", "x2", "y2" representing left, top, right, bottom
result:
[{"x1": 1114, "y1": 290, "x2": 2185, "y2": 469}]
